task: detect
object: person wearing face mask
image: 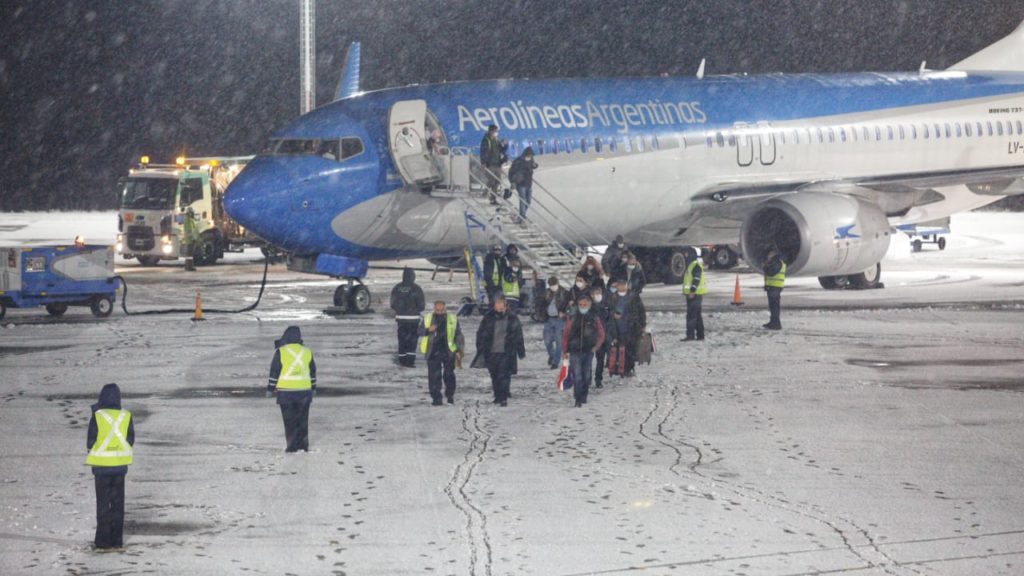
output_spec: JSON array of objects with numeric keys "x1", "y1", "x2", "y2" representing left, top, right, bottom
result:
[
  {"x1": 482, "y1": 244, "x2": 504, "y2": 305},
  {"x1": 608, "y1": 280, "x2": 646, "y2": 377},
  {"x1": 474, "y1": 295, "x2": 526, "y2": 406},
  {"x1": 536, "y1": 275, "x2": 570, "y2": 369},
  {"x1": 562, "y1": 294, "x2": 606, "y2": 407},
  {"x1": 502, "y1": 257, "x2": 524, "y2": 315},
  {"x1": 602, "y1": 235, "x2": 627, "y2": 280},
  {"x1": 623, "y1": 252, "x2": 647, "y2": 295},
  {"x1": 569, "y1": 273, "x2": 591, "y2": 308},
  {"x1": 508, "y1": 147, "x2": 538, "y2": 221},
  {"x1": 590, "y1": 285, "x2": 615, "y2": 388},
  {"x1": 418, "y1": 300, "x2": 465, "y2": 405},
  {"x1": 578, "y1": 256, "x2": 606, "y2": 291}
]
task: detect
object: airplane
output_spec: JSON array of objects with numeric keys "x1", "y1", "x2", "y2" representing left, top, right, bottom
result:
[{"x1": 224, "y1": 20, "x2": 1024, "y2": 312}]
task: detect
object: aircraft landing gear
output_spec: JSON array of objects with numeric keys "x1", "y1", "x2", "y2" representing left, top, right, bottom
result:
[
  {"x1": 818, "y1": 262, "x2": 883, "y2": 290},
  {"x1": 331, "y1": 279, "x2": 372, "y2": 314}
]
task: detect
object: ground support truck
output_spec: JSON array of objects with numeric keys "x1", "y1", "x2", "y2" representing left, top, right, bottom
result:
[{"x1": 0, "y1": 244, "x2": 120, "y2": 320}]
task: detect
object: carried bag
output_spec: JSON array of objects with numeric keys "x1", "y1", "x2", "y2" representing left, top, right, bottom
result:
[
  {"x1": 556, "y1": 357, "x2": 572, "y2": 391},
  {"x1": 636, "y1": 332, "x2": 654, "y2": 365}
]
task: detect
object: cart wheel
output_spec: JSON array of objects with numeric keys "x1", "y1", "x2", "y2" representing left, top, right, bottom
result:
[
  {"x1": 937, "y1": 237, "x2": 946, "y2": 250},
  {"x1": 45, "y1": 303, "x2": 68, "y2": 317},
  {"x1": 91, "y1": 296, "x2": 114, "y2": 318},
  {"x1": 912, "y1": 239, "x2": 923, "y2": 252}
]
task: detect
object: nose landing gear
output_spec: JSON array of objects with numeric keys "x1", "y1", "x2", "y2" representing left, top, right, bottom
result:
[{"x1": 331, "y1": 279, "x2": 372, "y2": 314}]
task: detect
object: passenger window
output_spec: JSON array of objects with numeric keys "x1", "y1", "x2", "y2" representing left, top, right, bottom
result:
[
  {"x1": 179, "y1": 178, "x2": 204, "y2": 207},
  {"x1": 977, "y1": 122, "x2": 983, "y2": 137},
  {"x1": 594, "y1": 138, "x2": 603, "y2": 153},
  {"x1": 996, "y1": 122, "x2": 1003, "y2": 136},
  {"x1": 815, "y1": 127, "x2": 824, "y2": 143},
  {"x1": 935, "y1": 124, "x2": 943, "y2": 138},
  {"x1": 649, "y1": 135, "x2": 659, "y2": 150},
  {"x1": 715, "y1": 132, "x2": 725, "y2": 148},
  {"x1": 609, "y1": 138, "x2": 618, "y2": 152},
  {"x1": 874, "y1": 126, "x2": 882, "y2": 141},
  {"x1": 923, "y1": 124, "x2": 930, "y2": 139},
  {"x1": 911, "y1": 125, "x2": 918, "y2": 139},
  {"x1": 727, "y1": 133, "x2": 737, "y2": 147},
  {"x1": 898, "y1": 126, "x2": 905, "y2": 140},
  {"x1": 338, "y1": 138, "x2": 361, "y2": 160},
  {"x1": 1006, "y1": 121, "x2": 1014, "y2": 135},
  {"x1": 580, "y1": 138, "x2": 589, "y2": 153},
  {"x1": 1017, "y1": 120, "x2": 1023, "y2": 135},
  {"x1": 635, "y1": 136, "x2": 644, "y2": 152},
  {"x1": 885, "y1": 126, "x2": 892, "y2": 140},
  {"x1": 565, "y1": 138, "x2": 575, "y2": 153},
  {"x1": 987, "y1": 122, "x2": 994, "y2": 136},
  {"x1": 955, "y1": 123, "x2": 962, "y2": 137},
  {"x1": 965, "y1": 123, "x2": 972, "y2": 137}
]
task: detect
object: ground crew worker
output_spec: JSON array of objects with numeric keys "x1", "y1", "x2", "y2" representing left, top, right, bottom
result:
[
  {"x1": 390, "y1": 267, "x2": 426, "y2": 367},
  {"x1": 86, "y1": 383, "x2": 134, "y2": 551},
  {"x1": 483, "y1": 244, "x2": 504, "y2": 303},
  {"x1": 763, "y1": 247, "x2": 786, "y2": 330},
  {"x1": 682, "y1": 246, "x2": 707, "y2": 341},
  {"x1": 268, "y1": 326, "x2": 317, "y2": 452},
  {"x1": 562, "y1": 294, "x2": 606, "y2": 407},
  {"x1": 474, "y1": 295, "x2": 526, "y2": 406},
  {"x1": 418, "y1": 300, "x2": 465, "y2": 405},
  {"x1": 502, "y1": 258, "x2": 523, "y2": 315}
]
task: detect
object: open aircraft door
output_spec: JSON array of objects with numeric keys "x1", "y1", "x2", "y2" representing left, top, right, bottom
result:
[{"x1": 388, "y1": 100, "x2": 444, "y2": 187}]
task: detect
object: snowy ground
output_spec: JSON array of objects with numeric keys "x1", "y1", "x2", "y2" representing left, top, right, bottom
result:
[{"x1": 1, "y1": 212, "x2": 1023, "y2": 575}]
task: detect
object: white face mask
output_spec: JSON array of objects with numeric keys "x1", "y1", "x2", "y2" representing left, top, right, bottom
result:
[
  {"x1": 616, "y1": 242, "x2": 624, "y2": 248},
  {"x1": 617, "y1": 290, "x2": 627, "y2": 296},
  {"x1": 579, "y1": 306, "x2": 591, "y2": 314},
  {"x1": 549, "y1": 284, "x2": 559, "y2": 292},
  {"x1": 575, "y1": 281, "x2": 585, "y2": 289},
  {"x1": 593, "y1": 295, "x2": 603, "y2": 303},
  {"x1": 586, "y1": 265, "x2": 594, "y2": 271},
  {"x1": 512, "y1": 267, "x2": 520, "y2": 273},
  {"x1": 627, "y1": 264, "x2": 636, "y2": 270}
]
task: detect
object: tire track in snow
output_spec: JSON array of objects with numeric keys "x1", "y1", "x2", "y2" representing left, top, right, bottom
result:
[
  {"x1": 638, "y1": 376, "x2": 918, "y2": 576},
  {"x1": 444, "y1": 399, "x2": 493, "y2": 576}
]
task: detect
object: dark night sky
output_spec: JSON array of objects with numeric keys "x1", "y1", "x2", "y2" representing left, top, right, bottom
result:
[{"x1": 2, "y1": 0, "x2": 1024, "y2": 211}]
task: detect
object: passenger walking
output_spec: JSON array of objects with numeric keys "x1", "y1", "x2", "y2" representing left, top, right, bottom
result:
[
  {"x1": 86, "y1": 383, "x2": 134, "y2": 551},
  {"x1": 475, "y1": 295, "x2": 526, "y2": 406},
  {"x1": 579, "y1": 256, "x2": 606, "y2": 291},
  {"x1": 502, "y1": 258, "x2": 524, "y2": 315},
  {"x1": 536, "y1": 275, "x2": 570, "y2": 368},
  {"x1": 681, "y1": 246, "x2": 707, "y2": 341},
  {"x1": 479, "y1": 124, "x2": 507, "y2": 203},
  {"x1": 602, "y1": 235, "x2": 627, "y2": 280},
  {"x1": 608, "y1": 280, "x2": 647, "y2": 377},
  {"x1": 591, "y1": 285, "x2": 615, "y2": 388},
  {"x1": 268, "y1": 326, "x2": 317, "y2": 452},
  {"x1": 390, "y1": 267, "x2": 426, "y2": 367},
  {"x1": 508, "y1": 146, "x2": 538, "y2": 221},
  {"x1": 762, "y1": 247, "x2": 786, "y2": 330},
  {"x1": 562, "y1": 294, "x2": 606, "y2": 407},
  {"x1": 623, "y1": 252, "x2": 647, "y2": 295},
  {"x1": 482, "y1": 244, "x2": 504, "y2": 303},
  {"x1": 569, "y1": 273, "x2": 591, "y2": 308},
  {"x1": 418, "y1": 301, "x2": 465, "y2": 405}
]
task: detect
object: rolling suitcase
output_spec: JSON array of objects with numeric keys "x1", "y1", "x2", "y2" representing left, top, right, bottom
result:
[
  {"x1": 636, "y1": 332, "x2": 653, "y2": 365},
  {"x1": 607, "y1": 343, "x2": 626, "y2": 376}
]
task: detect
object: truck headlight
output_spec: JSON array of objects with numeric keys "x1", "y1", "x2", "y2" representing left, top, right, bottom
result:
[
  {"x1": 116, "y1": 234, "x2": 123, "y2": 253},
  {"x1": 161, "y1": 235, "x2": 173, "y2": 254}
]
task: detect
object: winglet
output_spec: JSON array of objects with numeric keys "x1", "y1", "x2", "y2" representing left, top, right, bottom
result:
[
  {"x1": 696, "y1": 58, "x2": 706, "y2": 80},
  {"x1": 950, "y1": 19, "x2": 1024, "y2": 71},
  {"x1": 335, "y1": 41, "x2": 361, "y2": 100}
]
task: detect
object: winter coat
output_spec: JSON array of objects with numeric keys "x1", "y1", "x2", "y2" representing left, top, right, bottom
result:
[
  {"x1": 268, "y1": 326, "x2": 318, "y2": 405},
  {"x1": 763, "y1": 255, "x2": 784, "y2": 289},
  {"x1": 579, "y1": 266, "x2": 606, "y2": 291},
  {"x1": 508, "y1": 153, "x2": 537, "y2": 186},
  {"x1": 87, "y1": 383, "x2": 135, "y2": 476},
  {"x1": 608, "y1": 291, "x2": 646, "y2": 344},
  {"x1": 622, "y1": 264, "x2": 647, "y2": 295},
  {"x1": 390, "y1": 268, "x2": 425, "y2": 318},
  {"x1": 474, "y1": 310, "x2": 526, "y2": 374},
  {"x1": 562, "y1": 310, "x2": 606, "y2": 354},
  {"x1": 479, "y1": 134, "x2": 506, "y2": 167},
  {"x1": 591, "y1": 292, "x2": 617, "y2": 345},
  {"x1": 483, "y1": 252, "x2": 504, "y2": 288},
  {"x1": 534, "y1": 283, "x2": 571, "y2": 322},
  {"x1": 417, "y1": 312, "x2": 466, "y2": 360},
  {"x1": 602, "y1": 244, "x2": 626, "y2": 277}
]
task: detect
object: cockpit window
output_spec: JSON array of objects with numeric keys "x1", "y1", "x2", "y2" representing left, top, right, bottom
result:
[{"x1": 263, "y1": 137, "x2": 364, "y2": 162}]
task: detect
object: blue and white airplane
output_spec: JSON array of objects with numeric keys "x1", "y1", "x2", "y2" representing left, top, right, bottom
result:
[{"x1": 225, "y1": 21, "x2": 1024, "y2": 310}]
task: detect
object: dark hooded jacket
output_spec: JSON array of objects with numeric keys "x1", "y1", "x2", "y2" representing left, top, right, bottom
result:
[
  {"x1": 87, "y1": 383, "x2": 135, "y2": 476},
  {"x1": 390, "y1": 268, "x2": 425, "y2": 319},
  {"x1": 474, "y1": 309, "x2": 526, "y2": 374},
  {"x1": 508, "y1": 148, "x2": 537, "y2": 186},
  {"x1": 268, "y1": 326, "x2": 317, "y2": 405}
]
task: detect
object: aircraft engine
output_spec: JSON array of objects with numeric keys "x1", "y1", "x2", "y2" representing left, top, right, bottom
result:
[{"x1": 740, "y1": 193, "x2": 891, "y2": 276}]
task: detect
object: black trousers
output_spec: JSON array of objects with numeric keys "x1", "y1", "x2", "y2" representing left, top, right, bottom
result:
[
  {"x1": 766, "y1": 287, "x2": 782, "y2": 327},
  {"x1": 686, "y1": 295, "x2": 705, "y2": 339},
  {"x1": 280, "y1": 402, "x2": 311, "y2": 452},
  {"x1": 428, "y1": 354, "x2": 457, "y2": 402},
  {"x1": 624, "y1": 336, "x2": 638, "y2": 374},
  {"x1": 396, "y1": 320, "x2": 420, "y2": 366},
  {"x1": 594, "y1": 343, "x2": 607, "y2": 384},
  {"x1": 94, "y1": 473, "x2": 125, "y2": 548},
  {"x1": 486, "y1": 353, "x2": 512, "y2": 402}
]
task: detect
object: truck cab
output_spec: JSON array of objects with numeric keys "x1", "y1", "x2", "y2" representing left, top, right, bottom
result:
[{"x1": 117, "y1": 156, "x2": 254, "y2": 266}]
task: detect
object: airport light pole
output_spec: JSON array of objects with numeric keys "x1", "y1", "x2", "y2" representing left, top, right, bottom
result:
[{"x1": 300, "y1": 0, "x2": 316, "y2": 115}]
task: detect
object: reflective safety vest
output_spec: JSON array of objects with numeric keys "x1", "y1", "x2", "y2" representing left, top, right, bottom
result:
[
  {"x1": 86, "y1": 409, "x2": 133, "y2": 467},
  {"x1": 419, "y1": 313, "x2": 459, "y2": 355},
  {"x1": 502, "y1": 274, "x2": 521, "y2": 300},
  {"x1": 765, "y1": 261, "x2": 787, "y2": 288},
  {"x1": 682, "y1": 260, "x2": 707, "y2": 295},
  {"x1": 276, "y1": 343, "x2": 313, "y2": 390}
]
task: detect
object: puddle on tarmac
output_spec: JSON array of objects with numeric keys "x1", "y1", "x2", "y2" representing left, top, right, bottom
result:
[
  {"x1": 889, "y1": 379, "x2": 1024, "y2": 392},
  {"x1": 123, "y1": 520, "x2": 213, "y2": 536},
  {"x1": 845, "y1": 358, "x2": 1024, "y2": 369},
  {"x1": 168, "y1": 386, "x2": 375, "y2": 399},
  {"x1": 45, "y1": 392, "x2": 155, "y2": 401},
  {"x1": 0, "y1": 345, "x2": 76, "y2": 357}
]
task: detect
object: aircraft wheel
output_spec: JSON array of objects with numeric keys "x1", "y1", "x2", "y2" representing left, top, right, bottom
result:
[
  {"x1": 849, "y1": 263, "x2": 882, "y2": 290},
  {"x1": 938, "y1": 237, "x2": 946, "y2": 250},
  {"x1": 663, "y1": 249, "x2": 686, "y2": 285},
  {"x1": 45, "y1": 303, "x2": 68, "y2": 317},
  {"x1": 712, "y1": 245, "x2": 738, "y2": 269},
  {"x1": 91, "y1": 296, "x2": 114, "y2": 318},
  {"x1": 348, "y1": 285, "x2": 372, "y2": 314},
  {"x1": 333, "y1": 285, "x2": 350, "y2": 310},
  {"x1": 819, "y1": 275, "x2": 851, "y2": 290}
]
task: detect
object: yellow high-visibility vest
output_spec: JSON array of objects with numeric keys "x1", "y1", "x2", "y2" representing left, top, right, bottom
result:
[
  {"x1": 86, "y1": 409, "x2": 133, "y2": 467},
  {"x1": 276, "y1": 343, "x2": 313, "y2": 390},
  {"x1": 419, "y1": 313, "x2": 459, "y2": 355},
  {"x1": 502, "y1": 274, "x2": 521, "y2": 299},
  {"x1": 682, "y1": 260, "x2": 707, "y2": 295},
  {"x1": 765, "y1": 261, "x2": 787, "y2": 288}
]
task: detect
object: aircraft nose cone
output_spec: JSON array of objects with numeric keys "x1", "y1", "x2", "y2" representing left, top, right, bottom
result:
[{"x1": 223, "y1": 157, "x2": 283, "y2": 243}]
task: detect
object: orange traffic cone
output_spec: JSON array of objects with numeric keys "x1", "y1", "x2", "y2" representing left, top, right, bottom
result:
[
  {"x1": 192, "y1": 289, "x2": 205, "y2": 321},
  {"x1": 730, "y1": 274, "x2": 745, "y2": 306}
]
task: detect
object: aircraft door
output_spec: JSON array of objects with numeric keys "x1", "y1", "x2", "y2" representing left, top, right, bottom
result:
[
  {"x1": 388, "y1": 100, "x2": 443, "y2": 187},
  {"x1": 757, "y1": 122, "x2": 776, "y2": 165},
  {"x1": 734, "y1": 123, "x2": 753, "y2": 167}
]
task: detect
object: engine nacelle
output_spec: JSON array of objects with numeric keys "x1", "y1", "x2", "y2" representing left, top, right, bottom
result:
[{"x1": 740, "y1": 193, "x2": 891, "y2": 276}]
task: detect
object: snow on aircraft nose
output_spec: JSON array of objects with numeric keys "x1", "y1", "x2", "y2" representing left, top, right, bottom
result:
[{"x1": 223, "y1": 155, "x2": 318, "y2": 250}]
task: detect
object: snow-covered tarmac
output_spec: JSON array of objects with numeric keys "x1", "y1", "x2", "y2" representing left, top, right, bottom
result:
[{"x1": 1, "y1": 212, "x2": 1023, "y2": 575}]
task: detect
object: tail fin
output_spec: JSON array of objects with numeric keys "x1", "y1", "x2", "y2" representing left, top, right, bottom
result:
[
  {"x1": 335, "y1": 41, "x2": 361, "y2": 100},
  {"x1": 950, "y1": 20, "x2": 1024, "y2": 71}
]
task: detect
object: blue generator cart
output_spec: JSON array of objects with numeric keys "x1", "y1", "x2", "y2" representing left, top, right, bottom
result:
[{"x1": 0, "y1": 244, "x2": 121, "y2": 320}]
